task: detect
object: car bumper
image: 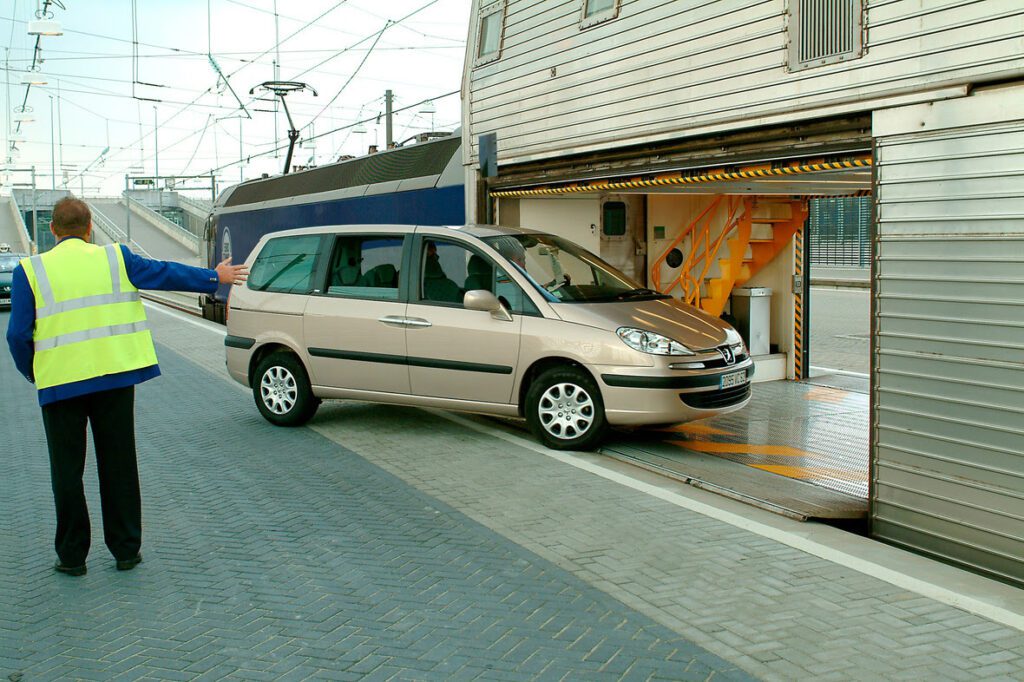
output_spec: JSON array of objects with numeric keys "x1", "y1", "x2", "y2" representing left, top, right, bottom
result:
[{"x1": 595, "y1": 358, "x2": 755, "y2": 426}]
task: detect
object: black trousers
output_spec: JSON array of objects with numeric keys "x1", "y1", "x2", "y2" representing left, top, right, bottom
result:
[{"x1": 40, "y1": 385, "x2": 141, "y2": 565}]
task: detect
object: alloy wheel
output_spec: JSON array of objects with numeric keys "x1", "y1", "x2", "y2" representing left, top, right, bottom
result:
[
  {"x1": 260, "y1": 366, "x2": 298, "y2": 415},
  {"x1": 537, "y1": 382, "x2": 595, "y2": 440}
]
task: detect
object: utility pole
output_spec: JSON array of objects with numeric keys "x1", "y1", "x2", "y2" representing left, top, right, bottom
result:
[
  {"x1": 239, "y1": 117, "x2": 244, "y2": 184},
  {"x1": 4, "y1": 48, "x2": 10, "y2": 165},
  {"x1": 154, "y1": 106, "x2": 162, "y2": 209},
  {"x1": 385, "y1": 89, "x2": 394, "y2": 149},
  {"x1": 124, "y1": 174, "x2": 132, "y2": 244},
  {"x1": 57, "y1": 80, "x2": 64, "y2": 182},
  {"x1": 49, "y1": 96, "x2": 56, "y2": 190},
  {"x1": 31, "y1": 167, "x2": 38, "y2": 252}
]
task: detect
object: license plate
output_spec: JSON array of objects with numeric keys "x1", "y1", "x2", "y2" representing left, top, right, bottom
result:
[
  {"x1": 0, "y1": 298, "x2": 9, "y2": 305},
  {"x1": 720, "y1": 370, "x2": 746, "y2": 389}
]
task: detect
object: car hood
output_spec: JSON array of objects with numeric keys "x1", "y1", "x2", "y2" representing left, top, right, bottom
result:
[
  {"x1": 551, "y1": 297, "x2": 732, "y2": 351},
  {"x1": 0, "y1": 273, "x2": 12, "y2": 287}
]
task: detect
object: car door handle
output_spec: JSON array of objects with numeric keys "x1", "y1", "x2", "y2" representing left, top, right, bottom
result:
[
  {"x1": 378, "y1": 315, "x2": 409, "y2": 329},
  {"x1": 403, "y1": 317, "x2": 432, "y2": 329},
  {"x1": 377, "y1": 316, "x2": 432, "y2": 329}
]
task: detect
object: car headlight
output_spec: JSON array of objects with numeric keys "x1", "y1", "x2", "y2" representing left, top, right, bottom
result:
[{"x1": 616, "y1": 327, "x2": 695, "y2": 356}]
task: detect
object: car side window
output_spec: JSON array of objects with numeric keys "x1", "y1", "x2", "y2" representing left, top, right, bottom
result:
[
  {"x1": 420, "y1": 239, "x2": 538, "y2": 315},
  {"x1": 326, "y1": 235, "x2": 403, "y2": 300},
  {"x1": 247, "y1": 235, "x2": 321, "y2": 294}
]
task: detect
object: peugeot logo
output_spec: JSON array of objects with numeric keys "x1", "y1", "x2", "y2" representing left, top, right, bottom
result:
[{"x1": 719, "y1": 345, "x2": 735, "y2": 365}]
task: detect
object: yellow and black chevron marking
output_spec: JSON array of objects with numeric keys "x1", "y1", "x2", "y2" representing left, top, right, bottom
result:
[
  {"x1": 490, "y1": 155, "x2": 873, "y2": 198},
  {"x1": 794, "y1": 225, "x2": 805, "y2": 381}
]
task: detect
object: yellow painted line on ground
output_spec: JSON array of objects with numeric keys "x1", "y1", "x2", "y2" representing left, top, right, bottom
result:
[
  {"x1": 654, "y1": 422, "x2": 735, "y2": 437},
  {"x1": 804, "y1": 386, "x2": 852, "y2": 403},
  {"x1": 751, "y1": 464, "x2": 868, "y2": 483},
  {"x1": 683, "y1": 441, "x2": 816, "y2": 458}
]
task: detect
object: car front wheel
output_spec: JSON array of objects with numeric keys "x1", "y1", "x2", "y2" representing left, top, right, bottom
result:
[
  {"x1": 252, "y1": 352, "x2": 319, "y2": 426},
  {"x1": 525, "y1": 366, "x2": 607, "y2": 450}
]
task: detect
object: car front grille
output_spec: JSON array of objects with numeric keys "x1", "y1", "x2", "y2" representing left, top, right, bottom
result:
[
  {"x1": 699, "y1": 351, "x2": 749, "y2": 369},
  {"x1": 680, "y1": 383, "x2": 751, "y2": 409}
]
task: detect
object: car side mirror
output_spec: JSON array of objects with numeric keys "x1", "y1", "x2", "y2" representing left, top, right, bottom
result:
[{"x1": 464, "y1": 289, "x2": 513, "y2": 322}]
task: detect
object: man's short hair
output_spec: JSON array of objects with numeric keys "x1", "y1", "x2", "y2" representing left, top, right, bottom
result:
[{"x1": 51, "y1": 197, "x2": 91, "y2": 238}]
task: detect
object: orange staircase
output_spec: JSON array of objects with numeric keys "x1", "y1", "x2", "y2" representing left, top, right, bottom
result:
[{"x1": 651, "y1": 196, "x2": 807, "y2": 316}]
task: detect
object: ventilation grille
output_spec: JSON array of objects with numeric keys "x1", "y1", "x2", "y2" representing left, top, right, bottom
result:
[{"x1": 789, "y1": 0, "x2": 863, "y2": 71}]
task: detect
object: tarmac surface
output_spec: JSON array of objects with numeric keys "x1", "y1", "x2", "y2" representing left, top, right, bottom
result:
[{"x1": 2, "y1": 304, "x2": 1023, "y2": 680}]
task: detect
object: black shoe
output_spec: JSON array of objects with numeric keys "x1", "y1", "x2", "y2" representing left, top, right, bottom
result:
[
  {"x1": 116, "y1": 553, "x2": 142, "y2": 571},
  {"x1": 54, "y1": 560, "x2": 87, "y2": 576}
]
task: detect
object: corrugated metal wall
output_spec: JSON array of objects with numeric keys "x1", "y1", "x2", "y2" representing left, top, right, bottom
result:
[
  {"x1": 873, "y1": 86, "x2": 1024, "y2": 585},
  {"x1": 466, "y1": 0, "x2": 1024, "y2": 166}
]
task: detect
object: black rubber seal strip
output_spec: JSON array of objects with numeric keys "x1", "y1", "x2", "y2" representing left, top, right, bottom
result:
[
  {"x1": 224, "y1": 335, "x2": 256, "y2": 350},
  {"x1": 308, "y1": 347, "x2": 512, "y2": 375},
  {"x1": 601, "y1": 366, "x2": 752, "y2": 389}
]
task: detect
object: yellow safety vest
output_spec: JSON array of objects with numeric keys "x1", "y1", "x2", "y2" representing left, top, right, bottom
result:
[{"x1": 20, "y1": 239, "x2": 158, "y2": 390}]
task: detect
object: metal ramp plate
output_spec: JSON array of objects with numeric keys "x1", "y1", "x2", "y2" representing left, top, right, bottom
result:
[
  {"x1": 601, "y1": 439, "x2": 866, "y2": 521},
  {"x1": 602, "y1": 379, "x2": 869, "y2": 521}
]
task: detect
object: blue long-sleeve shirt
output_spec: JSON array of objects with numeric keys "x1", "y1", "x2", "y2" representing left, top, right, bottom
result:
[{"x1": 6, "y1": 238, "x2": 219, "y2": 406}]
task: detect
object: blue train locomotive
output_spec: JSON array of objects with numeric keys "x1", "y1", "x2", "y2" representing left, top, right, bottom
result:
[{"x1": 201, "y1": 135, "x2": 464, "y2": 322}]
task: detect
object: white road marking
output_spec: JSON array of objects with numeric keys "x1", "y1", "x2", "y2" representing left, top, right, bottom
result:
[
  {"x1": 146, "y1": 299, "x2": 1024, "y2": 633},
  {"x1": 810, "y1": 365, "x2": 870, "y2": 379},
  {"x1": 432, "y1": 409, "x2": 1024, "y2": 633},
  {"x1": 144, "y1": 300, "x2": 226, "y2": 335}
]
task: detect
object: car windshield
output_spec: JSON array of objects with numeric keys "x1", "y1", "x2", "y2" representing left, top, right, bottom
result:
[
  {"x1": 483, "y1": 233, "x2": 668, "y2": 303},
  {"x1": 0, "y1": 256, "x2": 20, "y2": 273}
]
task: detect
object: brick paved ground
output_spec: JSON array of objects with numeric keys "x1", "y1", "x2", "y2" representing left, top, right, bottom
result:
[
  {"x1": 0, "y1": 320, "x2": 751, "y2": 680},
  {"x1": 4, "y1": 305, "x2": 1024, "y2": 681},
  {"x1": 143, "y1": 308, "x2": 1024, "y2": 681}
]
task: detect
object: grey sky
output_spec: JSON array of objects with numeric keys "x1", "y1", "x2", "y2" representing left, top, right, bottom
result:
[{"x1": 1, "y1": 0, "x2": 470, "y2": 195}]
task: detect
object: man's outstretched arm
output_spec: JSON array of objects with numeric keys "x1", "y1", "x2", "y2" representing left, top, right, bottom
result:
[{"x1": 120, "y1": 245, "x2": 247, "y2": 292}]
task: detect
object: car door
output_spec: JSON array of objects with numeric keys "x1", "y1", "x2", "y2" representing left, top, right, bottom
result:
[
  {"x1": 404, "y1": 232, "x2": 526, "y2": 405},
  {"x1": 303, "y1": 230, "x2": 411, "y2": 394}
]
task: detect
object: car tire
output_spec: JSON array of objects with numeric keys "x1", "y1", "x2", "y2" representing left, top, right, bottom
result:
[
  {"x1": 525, "y1": 366, "x2": 608, "y2": 451},
  {"x1": 252, "y1": 352, "x2": 319, "y2": 427}
]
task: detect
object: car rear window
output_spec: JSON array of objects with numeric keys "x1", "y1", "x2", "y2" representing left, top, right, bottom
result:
[{"x1": 248, "y1": 235, "x2": 321, "y2": 294}]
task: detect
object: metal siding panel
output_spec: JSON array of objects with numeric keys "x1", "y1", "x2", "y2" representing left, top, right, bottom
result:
[
  {"x1": 873, "y1": 101, "x2": 1024, "y2": 585},
  {"x1": 467, "y1": 0, "x2": 1024, "y2": 165}
]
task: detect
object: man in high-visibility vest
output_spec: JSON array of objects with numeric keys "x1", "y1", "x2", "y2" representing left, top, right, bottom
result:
[{"x1": 5, "y1": 197, "x2": 247, "y2": 576}]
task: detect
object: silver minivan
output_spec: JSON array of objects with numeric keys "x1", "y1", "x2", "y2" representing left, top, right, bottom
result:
[{"x1": 225, "y1": 224, "x2": 753, "y2": 450}]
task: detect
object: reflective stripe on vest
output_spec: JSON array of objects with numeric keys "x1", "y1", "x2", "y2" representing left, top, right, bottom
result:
[
  {"x1": 23, "y1": 240, "x2": 158, "y2": 390},
  {"x1": 30, "y1": 245, "x2": 140, "y2": 319}
]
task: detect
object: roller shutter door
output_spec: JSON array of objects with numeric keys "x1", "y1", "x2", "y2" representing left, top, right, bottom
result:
[{"x1": 872, "y1": 87, "x2": 1024, "y2": 585}]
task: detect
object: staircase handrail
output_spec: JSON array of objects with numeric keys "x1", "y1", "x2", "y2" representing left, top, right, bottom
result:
[
  {"x1": 651, "y1": 195, "x2": 724, "y2": 295},
  {"x1": 682, "y1": 197, "x2": 744, "y2": 306}
]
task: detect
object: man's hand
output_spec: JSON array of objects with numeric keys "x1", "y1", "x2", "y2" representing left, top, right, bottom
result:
[{"x1": 216, "y1": 257, "x2": 249, "y2": 285}]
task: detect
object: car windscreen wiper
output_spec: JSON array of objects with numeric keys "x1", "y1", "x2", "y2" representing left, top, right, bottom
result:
[{"x1": 614, "y1": 287, "x2": 671, "y2": 300}]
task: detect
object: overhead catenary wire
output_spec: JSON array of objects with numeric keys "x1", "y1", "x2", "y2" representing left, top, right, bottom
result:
[
  {"x1": 17, "y1": 1, "x2": 464, "y2": 191},
  {"x1": 202, "y1": 89, "x2": 459, "y2": 176}
]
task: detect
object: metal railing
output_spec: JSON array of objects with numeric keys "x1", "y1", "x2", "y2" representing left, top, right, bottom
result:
[
  {"x1": 8, "y1": 193, "x2": 32, "y2": 252},
  {"x1": 122, "y1": 198, "x2": 201, "y2": 251},
  {"x1": 177, "y1": 194, "x2": 213, "y2": 215},
  {"x1": 88, "y1": 204, "x2": 151, "y2": 257}
]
